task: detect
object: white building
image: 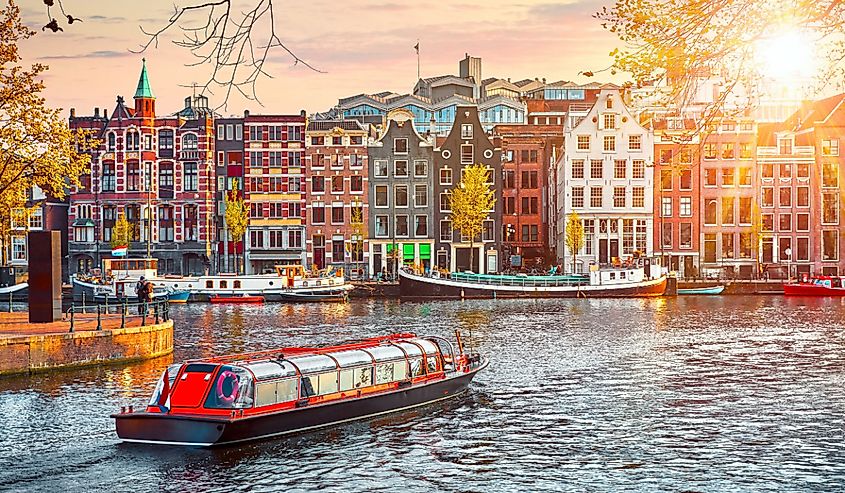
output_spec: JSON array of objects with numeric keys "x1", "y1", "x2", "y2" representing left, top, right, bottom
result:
[{"x1": 556, "y1": 89, "x2": 655, "y2": 272}]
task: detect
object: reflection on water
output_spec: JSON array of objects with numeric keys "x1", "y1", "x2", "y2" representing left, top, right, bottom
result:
[{"x1": 2, "y1": 297, "x2": 845, "y2": 492}]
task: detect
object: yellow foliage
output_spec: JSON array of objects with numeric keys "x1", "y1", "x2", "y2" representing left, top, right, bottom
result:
[
  {"x1": 450, "y1": 163, "x2": 496, "y2": 270},
  {"x1": 565, "y1": 212, "x2": 585, "y2": 272},
  {"x1": 224, "y1": 178, "x2": 249, "y2": 243},
  {"x1": 111, "y1": 212, "x2": 132, "y2": 250}
]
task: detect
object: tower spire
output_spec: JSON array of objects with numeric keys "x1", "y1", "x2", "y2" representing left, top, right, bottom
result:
[{"x1": 134, "y1": 58, "x2": 155, "y2": 100}]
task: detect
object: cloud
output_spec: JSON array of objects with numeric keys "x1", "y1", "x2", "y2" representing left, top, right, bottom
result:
[
  {"x1": 88, "y1": 15, "x2": 128, "y2": 23},
  {"x1": 39, "y1": 50, "x2": 129, "y2": 60}
]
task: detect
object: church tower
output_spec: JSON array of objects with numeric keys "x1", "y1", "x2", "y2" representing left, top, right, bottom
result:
[{"x1": 133, "y1": 58, "x2": 156, "y2": 119}]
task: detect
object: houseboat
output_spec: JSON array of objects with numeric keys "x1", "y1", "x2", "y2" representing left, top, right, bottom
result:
[
  {"x1": 112, "y1": 332, "x2": 487, "y2": 447},
  {"x1": 784, "y1": 276, "x2": 845, "y2": 296},
  {"x1": 72, "y1": 259, "x2": 354, "y2": 302},
  {"x1": 399, "y1": 262, "x2": 667, "y2": 299}
]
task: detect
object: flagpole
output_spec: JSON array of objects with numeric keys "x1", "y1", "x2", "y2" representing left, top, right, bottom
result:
[{"x1": 416, "y1": 39, "x2": 420, "y2": 81}]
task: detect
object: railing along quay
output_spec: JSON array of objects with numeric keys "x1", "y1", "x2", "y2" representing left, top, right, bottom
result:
[{"x1": 65, "y1": 298, "x2": 171, "y2": 333}]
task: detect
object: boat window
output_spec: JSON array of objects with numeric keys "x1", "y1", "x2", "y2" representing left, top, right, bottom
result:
[
  {"x1": 339, "y1": 369, "x2": 355, "y2": 391},
  {"x1": 353, "y1": 366, "x2": 372, "y2": 388},
  {"x1": 620, "y1": 271, "x2": 626, "y2": 279},
  {"x1": 366, "y1": 345, "x2": 406, "y2": 363},
  {"x1": 427, "y1": 356, "x2": 439, "y2": 373},
  {"x1": 147, "y1": 364, "x2": 181, "y2": 407},
  {"x1": 204, "y1": 366, "x2": 254, "y2": 409},
  {"x1": 185, "y1": 363, "x2": 217, "y2": 373},
  {"x1": 375, "y1": 363, "x2": 394, "y2": 384},
  {"x1": 220, "y1": 280, "x2": 228, "y2": 289},
  {"x1": 318, "y1": 372, "x2": 339, "y2": 395},
  {"x1": 255, "y1": 378, "x2": 298, "y2": 407},
  {"x1": 394, "y1": 361, "x2": 408, "y2": 381},
  {"x1": 300, "y1": 376, "x2": 316, "y2": 398},
  {"x1": 610, "y1": 272, "x2": 616, "y2": 280},
  {"x1": 409, "y1": 358, "x2": 425, "y2": 377},
  {"x1": 331, "y1": 350, "x2": 372, "y2": 368},
  {"x1": 206, "y1": 280, "x2": 213, "y2": 289},
  {"x1": 234, "y1": 280, "x2": 241, "y2": 289}
]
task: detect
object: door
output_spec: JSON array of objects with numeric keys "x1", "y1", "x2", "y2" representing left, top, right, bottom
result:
[
  {"x1": 609, "y1": 239, "x2": 619, "y2": 261},
  {"x1": 599, "y1": 239, "x2": 609, "y2": 264},
  {"x1": 683, "y1": 256, "x2": 694, "y2": 277},
  {"x1": 455, "y1": 248, "x2": 479, "y2": 273}
]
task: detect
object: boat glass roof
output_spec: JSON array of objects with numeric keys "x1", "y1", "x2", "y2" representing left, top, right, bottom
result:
[
  {"x1": 395, "y1": 341, "x2": 424, "y2": 357},
  {"x1": 287, "y1": 354, "x2": 337, "y2": 374},
  {"x1": 245, "y1": 360, "x2": 297, "y2": 380},
  {"x1": 330, "y1": 350, "x2": 373, "y2": 368},
  {"x1": 417, "y1": 339, "x2": 439, "y2": 355},
  {"x1": 366, "y1": 345, "x2": 406, "y2": 362}
]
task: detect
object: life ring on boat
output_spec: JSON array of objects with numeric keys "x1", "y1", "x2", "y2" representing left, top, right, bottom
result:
[{"x1": 216, "y1": 370, "x2": 239, "y2": 404}]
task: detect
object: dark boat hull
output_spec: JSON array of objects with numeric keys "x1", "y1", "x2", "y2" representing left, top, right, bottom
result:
[
  {"x1": 114, "y1": 362, "x2": 485, "y2": 447},
  {"x1": 399, "y1": 271, "x2": 667, "y2": 299}
]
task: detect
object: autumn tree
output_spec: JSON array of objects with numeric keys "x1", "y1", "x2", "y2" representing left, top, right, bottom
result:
[
  {"x1": 110, "y1": 212, "x2": 132, "y2": 250},
  {"x1": 224, "y1": 178, "x2": 249, "y2": 274},
  {"x1": 564, "y1": 212, "x2": 585, "y2": 274},
  {"x1": 596, "y1": 0, "x2": 844, "y2": 127},
  {"x1": 450, "y1": 163, "x2": 496, "y2": 273},
  {"x1": 0, "y1": 1, "x2": 93, "y2": 263},
  {"x1": 350, "y1": 199, "x2": 366, "y2": 275}
]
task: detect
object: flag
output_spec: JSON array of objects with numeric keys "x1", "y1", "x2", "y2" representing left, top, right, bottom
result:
[
  {"x1": 112, "y1": 245, "x2": 128, "y2": 257},
  {"x1": 414, "y1": 42, "x2": 419, "y2": 54}
]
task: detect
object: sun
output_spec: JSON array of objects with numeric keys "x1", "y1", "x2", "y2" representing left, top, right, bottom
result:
[{"x1": 755, "y1": 29, "x2": 819, "y2": 80}]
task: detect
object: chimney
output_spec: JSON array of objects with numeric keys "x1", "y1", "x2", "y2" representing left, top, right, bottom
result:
[
  {"x1": 103, "y1": 108, "x2": 109, "y2": 120},
  {"x1": 70, "y1": 108, "x2": 75, "y2": 118},
  {"x1": 244, "y1": 109, "x2": 250, "y2": 118},
  {"x1": 94, "y1": 107, "x2": 100, "y2": 118},
  {"x1": 300, "y1": 109, "x2": 306, "y2": 117},
  {"x1": 542, "y1": 78, "x2": 546, "y2": 84}
]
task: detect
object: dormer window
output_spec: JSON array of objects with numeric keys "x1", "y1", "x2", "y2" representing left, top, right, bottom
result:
[
  {"x1": 606, "y1": 98, "x2": 613, "y2": 109},
  {"x1": 778, "y1": 137, "x2": 792, "y2": 155},
  {"x1": 182, "y1": 133, "x2": 198, "y2": 150}
]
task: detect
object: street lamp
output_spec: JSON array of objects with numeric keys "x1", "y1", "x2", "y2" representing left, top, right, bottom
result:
[{"x1": 785, "y1": 246, "x2": 792, "y2": 280}]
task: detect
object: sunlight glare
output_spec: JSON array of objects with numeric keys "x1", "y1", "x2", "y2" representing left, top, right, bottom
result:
[{"x1": 755, "y1": 29, "x2": 818, "y2": 80}]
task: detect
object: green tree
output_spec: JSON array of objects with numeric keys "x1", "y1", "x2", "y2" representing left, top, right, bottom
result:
[
  {"x1": 110, "y1": 212, "x2": 132, "y2": 250},
  {"x1": 565, "y1": 212, "x2": 585, "y2": 274},
  {"x1": 0, "y1": 1, "x2": 93, "y2": 263},
  {"x1": 224, "y1": 179, "x2": 249, "y2": 274},
  {"x1": 450, "y1": 163, "x2": 496, "y2": 273}
]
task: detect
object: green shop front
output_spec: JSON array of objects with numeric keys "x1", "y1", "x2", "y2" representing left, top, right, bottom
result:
[{"x1": 369, "y1": 241, "x2": 433, "y2": 279}]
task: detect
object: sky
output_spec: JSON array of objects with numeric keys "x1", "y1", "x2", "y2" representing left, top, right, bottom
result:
[{"x1": 17, "y1": 0, "x2": 620, "y2": 117}]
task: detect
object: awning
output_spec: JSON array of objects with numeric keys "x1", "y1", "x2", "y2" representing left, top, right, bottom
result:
[
  {"x1": 419, "y1": 244, "x2": 431, "y2": 260},
  {"x1": 403, "y1": 243, "x2": 415, "y2": 260},
  {"x1": 72, "y1": 218, "x2": 95, "y2": 227}
]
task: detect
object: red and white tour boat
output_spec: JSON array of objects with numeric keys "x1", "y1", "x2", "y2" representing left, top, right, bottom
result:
[
  {"x1": 112, "y1": 332, "x2": 487, "y2": 447},
  {"x1": 783, "y1": 276, "x2": 845, "y2": 296}
]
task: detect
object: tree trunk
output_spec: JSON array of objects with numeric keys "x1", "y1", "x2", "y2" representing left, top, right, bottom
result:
[{"x1": 469, "y1": 238, "x2": 475, "y2": 273}]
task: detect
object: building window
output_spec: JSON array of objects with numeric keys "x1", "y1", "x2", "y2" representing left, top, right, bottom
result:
[
  {"x1": 288, "y1": 229, "x2": 303, "y2": 249},
  {"x1": 778, "y1": 138, "x2": 792, "y2": 155},
  {"x1": 577, "y1": 135, "x2": 590, "y2": 151},
  {"x1": 182, "y1": 133, "x2": 198, "y2": 150},
  {"x1": 102, "y1": 163, "x2": 116, "y2": 192},
  {"x1": 662, "y1": 197, "x2": 672, "y2": 217},
  {"x1": 680, "y1": 223, "x2": 692, "y2": 249},
  {"x1": 521, "y1": 171, "x2": 538, "y2": 189},
  {"x1": 460, "y1": 144, "x2": 474, "y2": 164},
  {"x1": 614, "y1": 160, "x2": 626, "y2": 179},
  {"x1": 822, "y1": 139, "x2": 840, "y2": 156},
  {"x1": 823, "y1": 162, "x2": 839, "y2": 188},
  {"x1": 603, "y1": 135, "x2": 616, "y2": 152},
  {"x1": 704, "y1": 168, "x2": 717, "y2": 187},
  {"x1": 723, "y1": 233, "x2": 735, "y2": 259},
  {"x1": 250, "y1": 230, "x2": 264, "y2": 249},
  {"x1": 823, "y1": 230, "x2": 838, "y2": 260},
  {"x1": 572, "y1": 187, "x2": 584, "y2": 208},
  {"x1": 372, "y1": 215, "x2": 388, "y2": 238},
  {"x1": 311, "y1": 202, "x2": 325, "y2": 224},
  {"x1": 248, "y1": 125, "x2": 261, "y2": 141},
  {"x1": 184, "y1": 162, "x2": 198, "y2": 191},
  {"x1": 127, "y1": 162, "x2": 141, "y2": 191},
  {"x1": 705, "y1": 200, "x2": 717, "y2": 225},
  {"x1": 249, "y1": 151, "x2": 263, "y2": 168},
  {"x1": 394, "y1": 160, "x2": 408, "y2": 177},
  {"x1": 414, "y1": 184, "x2": 427, "y2": 207},
  {"x1": 632, "y1": 160, "x2": 645, "y2": 179},
  {"x1": 704, "y1": 234, "x2": 717, "y2": 262},
  {"x1": 590, "y1": 160, "x2": 603, "y2": 179},
  {"x1": 158, "y1": 206, "x2": 174, "y2": 242},
  {"x1": 482, "y1": 220, "x2": 494, "y2": 242},
  {"x1": 414, "y1": 160, "x2": 428, "y2": 177},
  {"x1": 331, "y1": 175, "x2": 344, "y2": 194},
  {"x1": 762, "y1": 187, "x2": 774, "y2": 207},
  {"x1": 603, "y1": 113, "x2": 616, "y2": 130},
  {"x1": 461, "y1": 124, "x2": 473, "y2": 139},
  {"x1": 375, "y1": 186, "x2": 388, "y2": 207},
  {"x1": 590, "y1": 187, "x2": 602, "y2": 208},
  {"x1": 350, "y1": 175, "x2": 363, "y2": 193},
  {"x1": 330, "y1": 203, "x2": 344, "y2": 224},
  {"x1": 628, "y1": 135, "x2": 641, "y2": 151},
  {"x1": 678, "y1": 196, "x2": 691, "y2": 216},
  {"x1": 779, "y1": 213, "x2": 792, "y2": 232},
  {"x1": 721, "y1": 168, "x2": 735, "y2": 186},
  {"x1": 797, "y1": 213, "x2": 810, "y2": 231},
  {"x1": 739, "y1": 142, "x2": 752, "y2": 159},
  {"x1": 11, "y1": 236, "x2": 26, "y2": 261},
  {"x1": 158, "y1": 130, "x2": 173, "y2": 156},
  {"x1": 349, "y1": 154, "x2": 364, "y2": 167},
  {"x1": 311, "y1": 176, "x2": 325, "y2": 193},
  {"x1": 762, "y1": 214, "x2": 774, "y2": 232},
  {"x1": 613, "y1": 187, "x2": 625, "y2": 208},
  {"x1": 268, "y1": 203, "x2": 283, "y2": 218},
  {"x1": 703, "y1": 143, "x2": 716, "y2": 159},
  {"x1": 107, "y1": 132, "x2": 116, "y2": 151},
  {"x1": 823, "y1": 192, "x2": 839, "y2": 224},
  {"x1": 737, "y1": 167, "x2": 751, "y2": 186},
  {"x1": 126, "y1": 130, "x2": 140, "y2": 151},
  {"x1": 439, "y1": 192, "x2": 451, "y2": 212},
  {"x1": 250, "y1": 203, "x2": 263, "y2": 219},
  {"x1": 394, "y1": 138, "x2": 408, "y2": 154},
  {"x1": 374, "y1": 160, "x2": 388, "y2": 178},
  {"x1": 572, "y1": 160, "x2": 585, "y2": 179},
  {"x1": 779, "y1": 187, "x2": 791, "y2": 207},
  {"x1": 679, "y1": 169, "x2": 692, "y2": 190},
  {"x1": 395, "y1": 185, "x2": 408, "y2": 207},
  {"x1": 395, "y1": 215, "x2": 409, "y2": 237},
  {"x1": 739, "y1": 197, "x2": 751, "y2": 224},
  {"x1": 661, "y1": 169, "x2": 673, "y2": 190},
  {"x1": 521, "y1": 197, "x2": 539, "y2": 214},
  {"x1": 722, "y1": 197, "x2": 735, "y2": 225},
  {"x1": 414, "y1": 215, "x2": 428, "y2": 237},
  {"x1": 504, "y1": 170, "x2": 515, "y2": 189},
  {"x1": 797, "y1": 186, "x2": 809, "y2": 207},
  {"x1": 440, "y1": 167, "x2": 452, "y2": 185},
  {"x1": 440, "y1": 220, "x2": 452, "y2": 242}
]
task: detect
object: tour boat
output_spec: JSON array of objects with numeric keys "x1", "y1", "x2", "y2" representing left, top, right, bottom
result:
[
  {"x1": 112, "y1": 332, "x2": 487, "y2": 447},
  {"x1": 72, "y1": 259, "x2": 354, "y2": 302},
  {"x1": 783, "y1": 276, "x2": 845, "y2": 296},
  {"x1": 209, "y1": 294, "x2": 265, "y2": 304},
  {"x1": 166, "y1": 289, "x2": 191, "y2": 304},
  {"x1": 677, "y1": 285, "x2": 725, "y2": 295},
  {"x1": 399, "y1": 262, "x2": 667, "y2": 299}
]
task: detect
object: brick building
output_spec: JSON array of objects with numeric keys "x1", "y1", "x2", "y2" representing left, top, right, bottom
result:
[
  {"x1": 68, "y1": 60, "x2": 216, "y2": 276},
  {"x1": 242, "y1": 111, "x2": 307, "y2": 273},
  {"x1": 305, "y1": 119, "x2": 370, "y2": 278},
  {"x1": 214, "y1": 116, "x2": 245, "y2": 272},
  {"x1": 492, "y1": 124, "x2": 563, "y2": 269}
]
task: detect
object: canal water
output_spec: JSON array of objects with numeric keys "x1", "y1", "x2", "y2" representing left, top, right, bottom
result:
[{"x1": 1, "y1": 297, "x2": 844, "y2": 492}]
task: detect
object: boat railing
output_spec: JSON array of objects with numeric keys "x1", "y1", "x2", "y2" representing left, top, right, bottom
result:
[
  {"x1": 446, "y1": 271, "x2": 591, "y2": 288},
  {"x1": 64, "y1": 298, "x2": 171, "y2": 333}
]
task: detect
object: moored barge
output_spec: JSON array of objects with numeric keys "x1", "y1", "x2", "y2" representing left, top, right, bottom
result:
[
  {"x1": 112, "y1": 333, "x2": 486, "y2": 446},
  {"x1": 399, "y1": 262, "x2": 667, "y2": 299}
]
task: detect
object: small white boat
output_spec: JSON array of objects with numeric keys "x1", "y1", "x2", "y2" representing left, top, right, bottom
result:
[
  {"x1": 0, "y1": 282, "x2": 28, "y2": 295},
  {"x1": 677, "y1": 285, "x2": 725, "y2": 295}
]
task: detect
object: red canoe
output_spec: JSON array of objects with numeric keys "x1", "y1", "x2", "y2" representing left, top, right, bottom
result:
[
  {"x1": 783, "y1": 276, "x2": 845, "y2": 296},
  {"x1": 209, "y1": 295, "x2": 265, "y2": 304}
]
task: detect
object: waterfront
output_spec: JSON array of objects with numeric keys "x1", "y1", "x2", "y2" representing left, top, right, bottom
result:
[{"x1": 1, "y1": 297, "x2": 844, "y2": 492}]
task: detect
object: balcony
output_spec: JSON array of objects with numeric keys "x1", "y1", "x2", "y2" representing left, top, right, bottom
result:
[{"x1": 180, "y1": 150, "x2": 201, "y2": 160}]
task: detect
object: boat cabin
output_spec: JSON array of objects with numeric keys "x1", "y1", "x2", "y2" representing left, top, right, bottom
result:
[
  {"x1": 810, "y1": 276, "x2": 845, "y2": 289},
  {"x1": 104, "y1": 258, "x2": 159, "y2": 280},
  {"x1": 147, "y1": 336, "x2": 454, "y2": 417}
]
